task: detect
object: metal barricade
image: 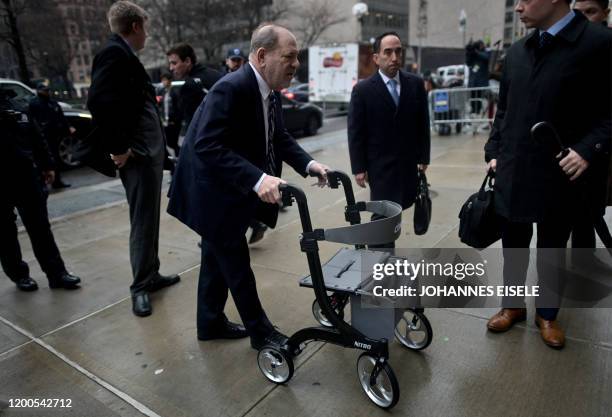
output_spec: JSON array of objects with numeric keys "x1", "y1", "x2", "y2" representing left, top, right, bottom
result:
[{"x1": 428, "y1": 86, "x2": 499, "y2": 136}]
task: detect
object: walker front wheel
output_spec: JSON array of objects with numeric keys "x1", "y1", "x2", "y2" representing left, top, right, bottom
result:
[
  {"x1": 356, "y1": 353, "x2": 399, "y2": 409},
  {"x1": 257, "y1": 346, "x2": 294, "y2": 384}
]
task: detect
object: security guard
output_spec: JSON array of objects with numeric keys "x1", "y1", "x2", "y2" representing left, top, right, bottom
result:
[
  {"x1": 0, "y1": 90, "x2": 81, "y2": 291},
  {"x1": 28, "y1": 83, "x2": 75, "y2": 189}
]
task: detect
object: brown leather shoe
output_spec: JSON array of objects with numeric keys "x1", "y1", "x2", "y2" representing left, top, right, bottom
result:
[
  {"x1": 486, "y1": 308, "x2": 527, "y2": 332},
  {"x1": 535, "y1": 315, "x2": 565, "y2": 349}
]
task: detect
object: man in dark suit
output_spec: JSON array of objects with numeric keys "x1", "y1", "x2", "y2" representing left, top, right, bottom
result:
[
  {"x1": 166, "y1": 43, "x2": 223, "y2": 134},
  {"x1": 87, "y1": 1, "x2": 180, "y2": 317},
  {"x1": 168, "y1": 24, "x2": 329, "y2": 349},
  {"x1": 348, "y1": 31, "x2": 431, "y2": 247},
  {"x1": 484, "y1": 0, "x2": 611, "y2": 348}
]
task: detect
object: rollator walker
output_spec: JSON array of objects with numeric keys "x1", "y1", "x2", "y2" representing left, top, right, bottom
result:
[{"x1": 256, "y1": 170, "x2": 433, "y2": 409}]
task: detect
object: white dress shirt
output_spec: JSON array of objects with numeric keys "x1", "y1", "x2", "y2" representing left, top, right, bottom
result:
[
  {"x1": 378, "y1": 69, "x2": 401, "y2": 99},
  {"x1": 249, "y1": 62, "x2": 316, "y2": 192}
]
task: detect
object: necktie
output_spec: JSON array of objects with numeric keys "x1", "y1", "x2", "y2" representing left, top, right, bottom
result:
[
  {"x1": 266, "y1": 92, "x2": 277, "y2": 175},
  {"x1": 387, "y1": 79, "x2": 400, "y2": 106},
  {"x1": 539, "y1": 32, "x2": 554, "y2": 49}
]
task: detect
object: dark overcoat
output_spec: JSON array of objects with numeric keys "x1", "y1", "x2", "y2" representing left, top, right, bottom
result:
[
  {"x1": 348, "y1": 70, "x2": 431, "y2": 209},
  {"x1": 485, "y1": 13, "x2": 611, "y2": 222}
]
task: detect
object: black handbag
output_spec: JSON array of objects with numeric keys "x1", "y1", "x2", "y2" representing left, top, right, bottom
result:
[
  {"x1": 458, "y1": 170, "x2": 501, "y2": 248},
  {"x1": 413, "y1": 170, "x2": 432, "y2": 235}
]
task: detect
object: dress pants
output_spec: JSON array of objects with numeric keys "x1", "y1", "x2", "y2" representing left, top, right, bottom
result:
[
  {"x1": 0, "y1": 168, "x2": 66, "y2": 281},
  {"x1": 197, "y1": 237, "x2": 273, "y2": 339},
  {"x1": 119, "y1": 158, "x2": 163, "y2": 294},
  {"x1": 500, "y1": 217, "x2": 573, "y2": 320}
]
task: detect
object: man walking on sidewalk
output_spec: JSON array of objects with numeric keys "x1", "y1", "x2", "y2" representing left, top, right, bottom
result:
[
  {"x1": 348, "y1": 31, "x2": 431, "y2": 248},
  {"x1": 88, "y1": 1, "x2": 179, "y2": 317},
  {"x1": 484, "y1": 0, "x2": 611, "y2": 348}
]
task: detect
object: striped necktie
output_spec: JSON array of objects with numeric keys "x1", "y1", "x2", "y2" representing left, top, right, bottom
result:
[{"x1": 266, "y1": 92, "x2": 277, "y2": 175}]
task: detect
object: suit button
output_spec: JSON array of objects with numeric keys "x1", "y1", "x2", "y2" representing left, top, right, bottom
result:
[{"x1": 595, "y1": 143, "x2": 602, "y2": 150}]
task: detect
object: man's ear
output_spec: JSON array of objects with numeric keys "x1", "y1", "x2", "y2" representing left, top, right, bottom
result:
[
  {"x1": 185, "y1": 57, "x2": 192, "y2": 66},
  {"x1": 256, "y1": 48, "x2": 266, "y2": 65}
]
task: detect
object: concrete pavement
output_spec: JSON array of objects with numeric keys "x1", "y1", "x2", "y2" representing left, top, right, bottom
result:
[{"x1": 1, "y1": 129, "x2": 611, "y2": 417}]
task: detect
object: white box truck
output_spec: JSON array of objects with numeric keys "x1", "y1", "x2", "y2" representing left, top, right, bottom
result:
[{"x1": 309, "y1": 43, "x2": 376, "y2": 104}]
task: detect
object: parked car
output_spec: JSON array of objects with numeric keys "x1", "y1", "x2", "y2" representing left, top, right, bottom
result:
[
  {"x1": 0, "y1": 78, "x2": 93, "y2": 168},
  {"x1": 436, "y1": 65, "x2": 469, "y2": 87},
  {"x1": 281, "y1": 95, "x2": 322, "y2": 137},
  {"x1": 282, "y1": 83, "x2": 309, "y2": 103}
]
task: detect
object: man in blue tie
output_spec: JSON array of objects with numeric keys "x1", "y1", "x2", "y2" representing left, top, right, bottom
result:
[
  {"x1": 484, "y1": 0, "x2": 611, "y2": 349},
  {"x1": 348, "y1": 32, "x2": 431, "y2": 247},
  {"x1": 167, "y1": 24, "x2": 329, "y2": 350}
]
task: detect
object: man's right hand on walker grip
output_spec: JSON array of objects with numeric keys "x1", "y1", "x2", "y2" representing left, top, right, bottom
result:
[
  {"x1": 258, "y1": 175, "x2": 287, "y2": 204},
  {"x1": 355, "y1": 172, "x2": 368, "y2": 188}
]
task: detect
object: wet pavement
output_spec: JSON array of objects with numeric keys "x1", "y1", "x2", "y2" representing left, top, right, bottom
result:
[{"x1": 1, "y1": 129, "x2": 611, "y2": 417}]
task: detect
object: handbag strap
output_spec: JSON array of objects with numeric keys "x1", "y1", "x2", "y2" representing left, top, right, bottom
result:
[{"x1": 478, "y1": 169, "x2": 495, "y2": 199}]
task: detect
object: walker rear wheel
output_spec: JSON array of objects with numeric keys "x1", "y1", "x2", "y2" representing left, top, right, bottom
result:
[
  {"x1": 356, "y1": 353, "x2": 399, "y2": 409},
  {"x1": 311, "y1": 296, "x2": 345, "y2": 328},
  {"x1": 257, "y1": 346, "x2": 294, "y2": 384},
  {"x1": 394, "y1": 309, "x2": 433, "y2": 350}
]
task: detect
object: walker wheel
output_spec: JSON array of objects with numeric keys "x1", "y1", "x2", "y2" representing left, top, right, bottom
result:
[
  {"x1": 257, "y1": 345, "x2": 294, "y2": 384},
  {"x1": 394, "y1": 309, "x2": 433, "y2": 350},
  {"x1": 356, "y1": 353, "x2": 399, "y2": 409},
  {"x1": 311, "y1": 297, "x2": 344, "y2": 328}
]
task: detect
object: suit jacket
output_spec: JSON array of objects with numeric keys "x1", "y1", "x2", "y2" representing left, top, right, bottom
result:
[
  {"x1": 87, "y1": 34, "x2": 158, "y2": 157},
  {"x1": 167, "y1": 64, "x2": 313, "y2": 241},
  {"x1": 485, "y1": 12, "x2": 612, "y2": 221},
  {"x1": 348, "y1": 70, "x2": 431, "y2": 209}
]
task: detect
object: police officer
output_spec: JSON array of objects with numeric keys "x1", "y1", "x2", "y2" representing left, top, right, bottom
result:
[
  {"x1": 28, "y1": 83, "x2": 75, "y2": 189},
  {"x1": 0, "y1": 90, "x2": 81, "y2": 291}
]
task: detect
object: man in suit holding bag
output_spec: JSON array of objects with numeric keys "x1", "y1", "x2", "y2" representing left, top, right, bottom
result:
[
  {"x1": 87, "y1": 1, "x2": 180, "y2": 317},
  {"x1": 168, "y1": 24, "x2": 329, "y2": 350},
  {"x1": 484, "y1": 0, "x2": 611, "y2": 349},
  {"x1": 348, "y1": 32, "x2": 431, "y2": 247}
]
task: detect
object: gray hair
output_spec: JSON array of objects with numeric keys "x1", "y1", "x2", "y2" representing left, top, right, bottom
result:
[
  {"x1": 107, "y1": 1, "x2": 148, "y2": 35},
  {"x1": 250, "y1": 24, "x2": 290, "y2": 54}
]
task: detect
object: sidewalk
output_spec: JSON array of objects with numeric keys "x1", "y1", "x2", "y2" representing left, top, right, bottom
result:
[{"x1": 1, "y1": 131, "x2": 611, "y2": 417}]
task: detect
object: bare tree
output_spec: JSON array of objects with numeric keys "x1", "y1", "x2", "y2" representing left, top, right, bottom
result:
[
  {"x1": 141, "y1": 0, "x2": 290, "y2": 65},
  {"x1": 294, "y1": 0, "x2": 347, "y2": 48},
  {"x1": 0, "y1": 0, "x2": 41, "y2": 83}
]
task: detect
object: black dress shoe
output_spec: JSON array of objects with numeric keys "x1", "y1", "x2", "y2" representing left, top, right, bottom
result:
[
  {"x1": 132, "y1": 292, "x2": 152, "y2": 317},
  {"x1": 14, "y1": 277, "x2": 38, "y2": 292},
  {"x1": 148, "y1": 273, "x2": 180, "y2": 292},
  {"x1": 249, "y1": 222, "x2": 268, "y2": 244},
  {"x1": 198, "y1": 320, "x2": 248, "y2": 341},
  {"x1": 48, "y1": 272, "x2": 81, "y2": 289},
  {"x1": 251, "y1": 329, "x2": 288, "y2": 351}
]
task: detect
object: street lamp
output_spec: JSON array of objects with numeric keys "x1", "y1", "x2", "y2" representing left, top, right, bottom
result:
[
  {"x1": 459, "y1": 9, "x2": 467, "y2": 46},
  {"x1": 352, "y1": 2, "x2": 368, "y2": 43}
]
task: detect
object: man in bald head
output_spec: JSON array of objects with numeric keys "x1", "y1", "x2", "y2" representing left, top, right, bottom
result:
[{"x1": 168, "y1": 24, "x2": 329, "y2": 350}]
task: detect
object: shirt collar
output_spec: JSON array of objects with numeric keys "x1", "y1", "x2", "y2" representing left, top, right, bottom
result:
[
  {"x1": 118, "y1": 35, "x2": 137, "y2": 55},
  {"x1": 378, "y1": 69, "x2": 400, "y2": 85},
  {"x1": 541, "y1": 10, "x2": 575, "y2": 36},
  {"x1": 249, "y1": 62, "x2": 271, "y2": 99}
]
